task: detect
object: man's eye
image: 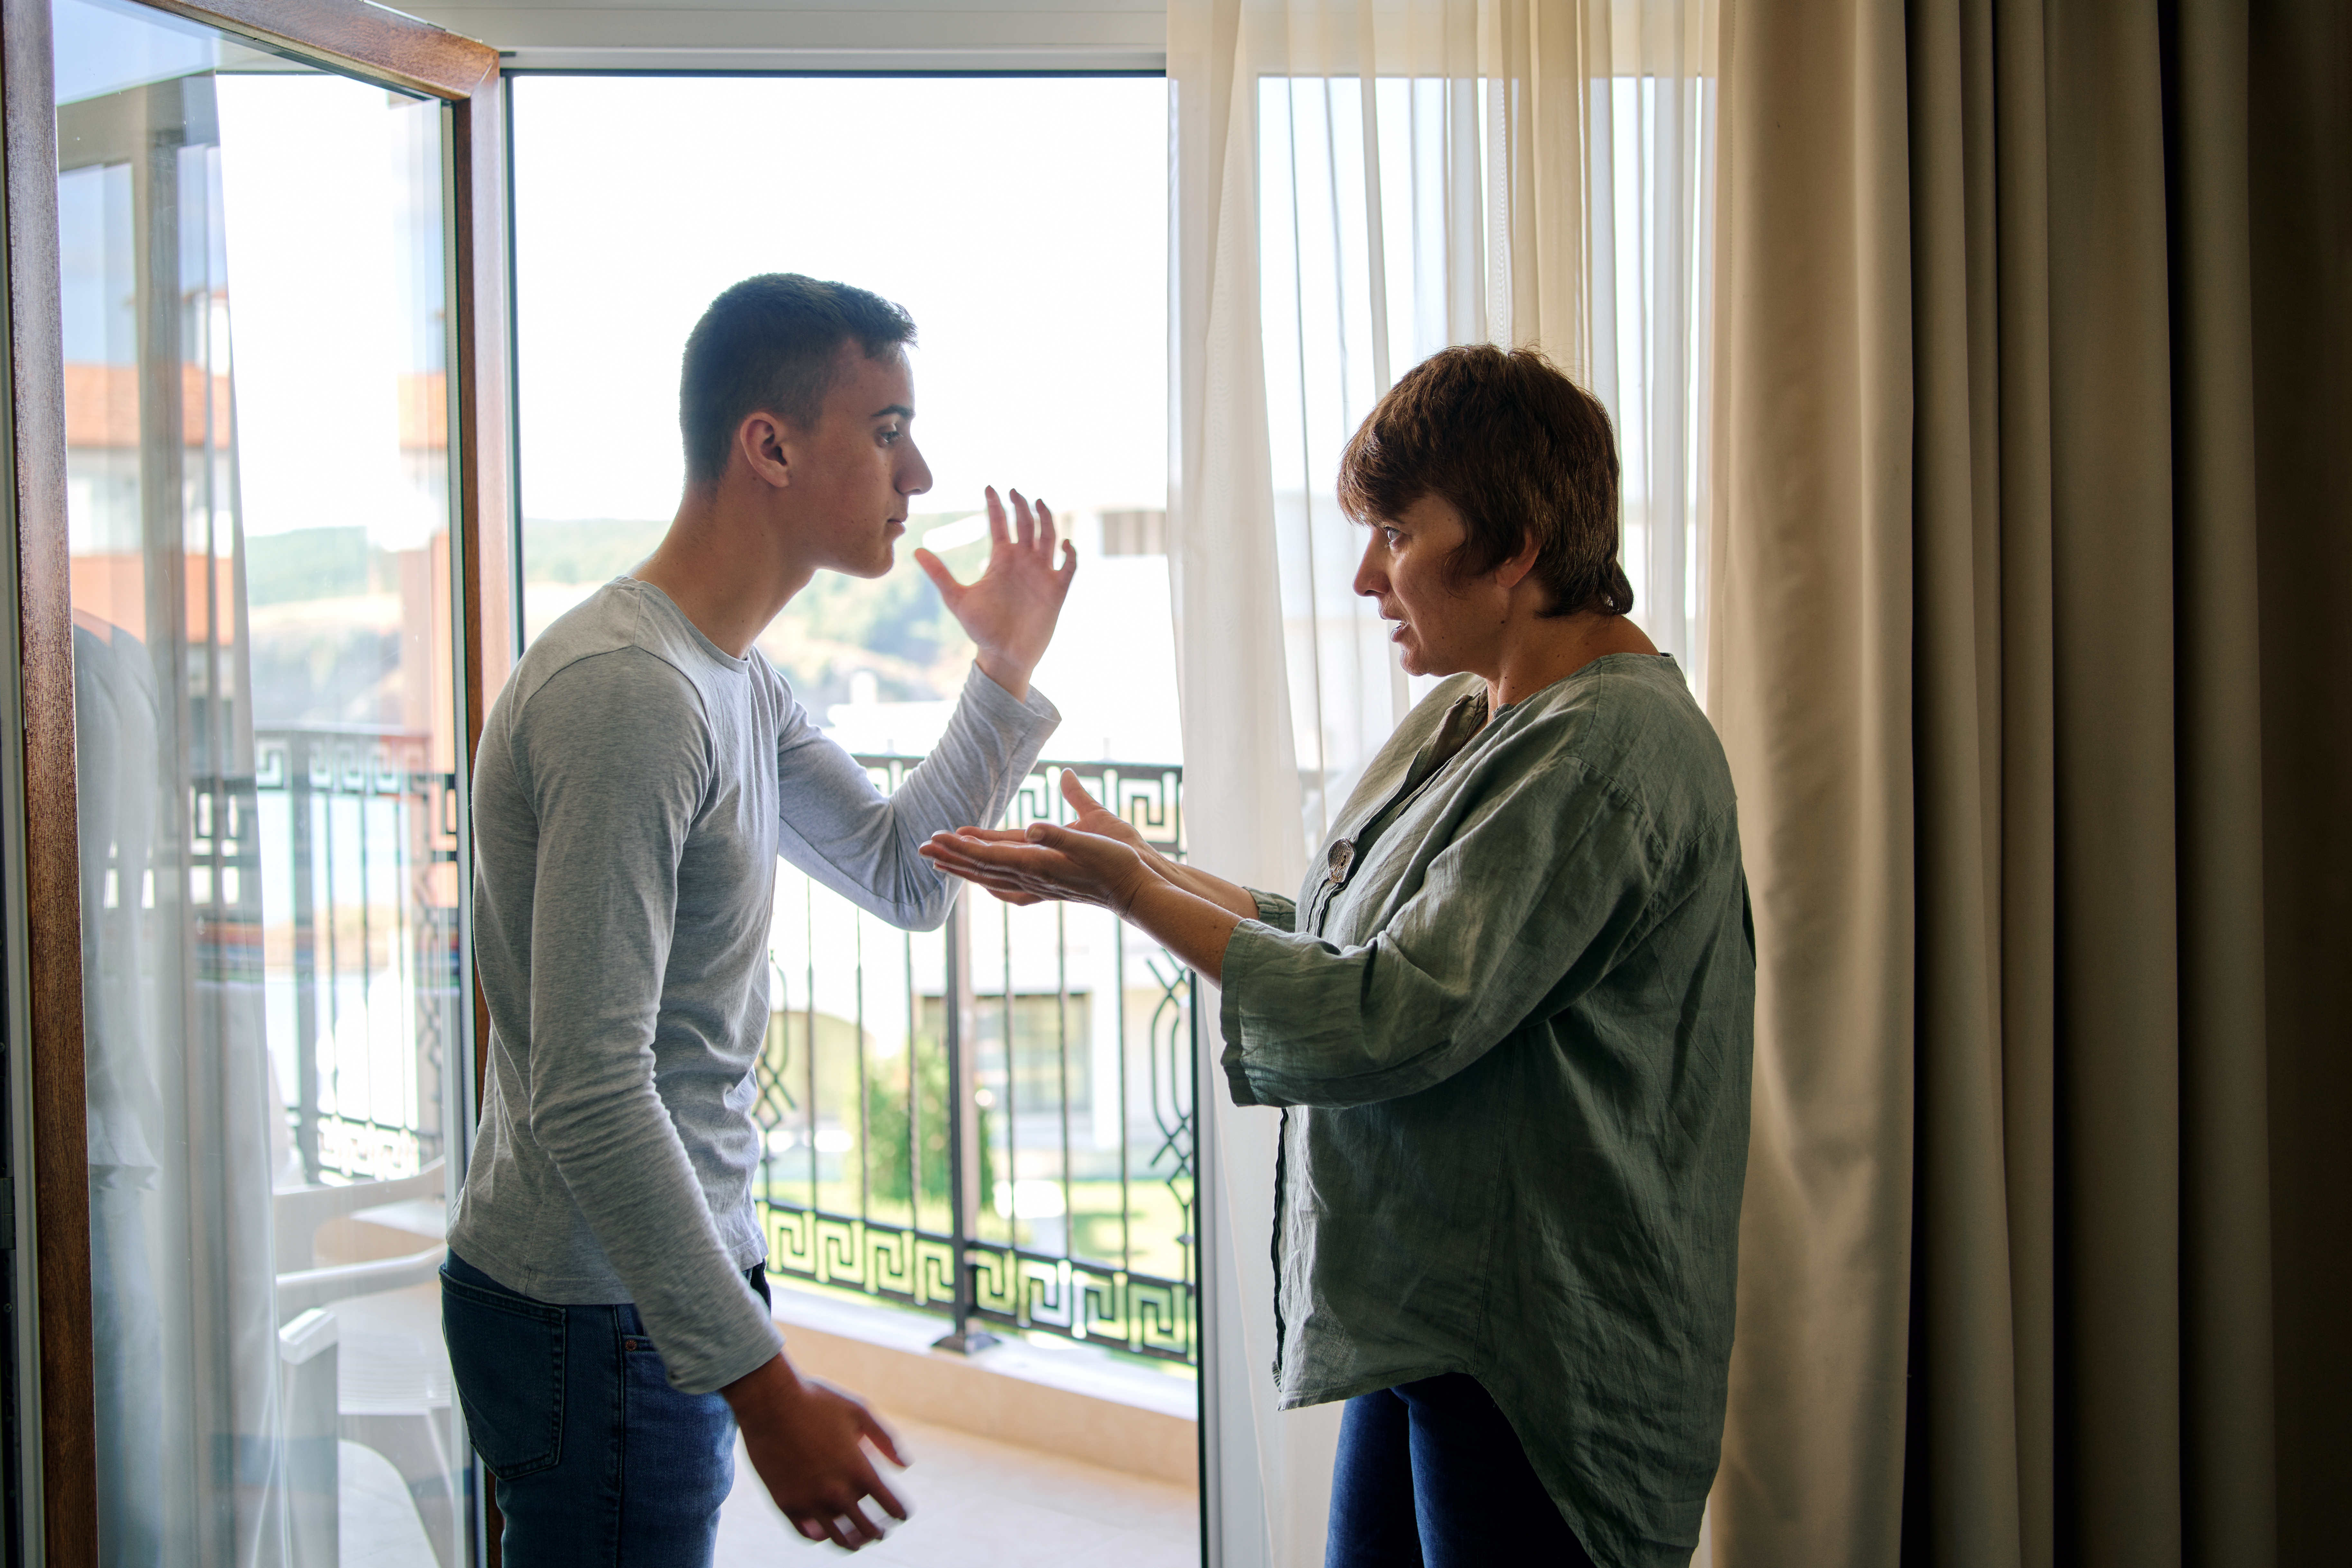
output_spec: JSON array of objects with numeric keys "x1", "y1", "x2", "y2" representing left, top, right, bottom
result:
[{"x1": 878, "y1": 427, "x2": 902, "y2": 445}]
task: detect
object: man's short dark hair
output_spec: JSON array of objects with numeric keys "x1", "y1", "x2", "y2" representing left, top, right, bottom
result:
[
  {"x1": 679, "y1": 274, "x2": 917, "y2": 485},
  {"x1": 1336, "y1": 344, "x2": 1633, "y2": 619}
]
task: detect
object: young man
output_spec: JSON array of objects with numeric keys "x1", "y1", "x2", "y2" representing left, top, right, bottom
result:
[{"x1": 442, "y1": 275, "x2": 1073, "y2": 1560}]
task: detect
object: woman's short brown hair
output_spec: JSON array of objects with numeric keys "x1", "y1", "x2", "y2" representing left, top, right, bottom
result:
[{"x1": 1336, "y1": 344, "x2": 1632, "y2": 618}]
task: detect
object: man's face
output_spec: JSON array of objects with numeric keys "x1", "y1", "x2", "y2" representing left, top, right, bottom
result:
[{"x1": 773, "y1": 345, "x2": 933, "y2": 578}]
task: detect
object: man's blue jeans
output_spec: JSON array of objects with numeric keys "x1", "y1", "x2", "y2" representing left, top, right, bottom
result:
[
  {"x1": 441, "y1": 1251, "x2": 771, "y2": 1566},
  {"x1": 1325, "y1": 1373, "x2": 1596, "y2": 1567}
]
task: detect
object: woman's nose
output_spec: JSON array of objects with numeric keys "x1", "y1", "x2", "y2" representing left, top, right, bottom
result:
[{"x1": 1353, "y1": 535, "x2": 1386, "y2": 598}]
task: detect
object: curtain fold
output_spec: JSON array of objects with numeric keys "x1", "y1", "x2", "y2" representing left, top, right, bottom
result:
[
  {"x1": 1900, "y1": 0, "x2": 2282, "y2": 1562},
  {"x1": 1169, "y1": 4, "x2": 1321, "y2": 1558},
  {"x1": 1715, "y1": 0, "x2": 2348, "y2": 1565},
  {"x1": 1703, "y1": 2, "x2": 1916, "y2": 1566},
  {"x1": 2245, "y1": 10, "x2": 2352, "y2": 1565}
]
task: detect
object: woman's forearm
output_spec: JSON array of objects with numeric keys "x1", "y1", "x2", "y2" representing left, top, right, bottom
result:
[
  {"x1": 1143, "y1": 849, "x2": 1263, "y2": 922},
  {"x1": 1122, "y1": 876, "x2": 1242, "y2": 983}
]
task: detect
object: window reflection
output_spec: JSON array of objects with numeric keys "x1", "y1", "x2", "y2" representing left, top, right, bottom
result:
[{"x1": 53, "y1": 0, "x2": 464, "y2": 1561}]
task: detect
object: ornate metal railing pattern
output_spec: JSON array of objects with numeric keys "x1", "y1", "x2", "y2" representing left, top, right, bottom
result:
[
  {"x1": 253, "y1": 725, "x2": 461, "y2": 1184},
  {"x1": 248, "y1": 732, "x2": 1199, "y2": 1365},
  {"x1": 753, "y1": 757, "x2": 1199, "y2": 1365}
]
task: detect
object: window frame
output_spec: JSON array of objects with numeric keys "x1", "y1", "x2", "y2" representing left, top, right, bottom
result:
[
  {"x1": 0, "y1": 1, "x2": 511, "y2": 1560},
  {"x1": 418, "y1": 0, "x2": 1166, "y2": 75}
]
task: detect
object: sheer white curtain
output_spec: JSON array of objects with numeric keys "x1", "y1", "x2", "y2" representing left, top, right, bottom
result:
[{"x1": 1168, "y1": 2, "x2": 1718, "y2": 1562}]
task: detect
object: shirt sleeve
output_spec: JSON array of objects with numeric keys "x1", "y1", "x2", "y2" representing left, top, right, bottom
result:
[
  {"x1": 1218, "y1": 754, "x2": 1671, "y2": 1110},
  {"x1": 513, "y1": 651, "x2": 781, "y2": 1392},
  {"x1": 1247, "y1": 890, "x2": 1298, "y2": 932},
  {"x1": 772, "y1": 663, "x2": 1060, "y2": 930}
]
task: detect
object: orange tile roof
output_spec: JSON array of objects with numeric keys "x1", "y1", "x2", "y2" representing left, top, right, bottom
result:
[
  {"x1": 399, "y1": 371, "x2": 448, "y2": 451},
  {"x1": 63, "y1": 362, "x2": 230, "y2": 448},
  {"x1": 61, "y1": 364, "x2": 449, "y2": 451}
]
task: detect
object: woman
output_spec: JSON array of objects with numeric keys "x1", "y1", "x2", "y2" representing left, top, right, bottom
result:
[{"x1": 922, "y1": 345, "x2": 1752, "y2": 1568}]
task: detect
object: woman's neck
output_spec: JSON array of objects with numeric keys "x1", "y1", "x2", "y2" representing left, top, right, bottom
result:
[{"x1": 1483, "y1": 611, "x2": 1659, "y2": 713}]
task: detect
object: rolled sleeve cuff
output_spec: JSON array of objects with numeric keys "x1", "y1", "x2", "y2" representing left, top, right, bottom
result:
[
  {"x1": 964, "y1": 662, "x2": 1062, "y2": 729},
  {"x1": 666, "y1": 1283, "x2": 787, "y2": 1396},
  {"x1": 1217, "y1": 918, "x2": 1289, "y2": 1108},
  {"x1": 1247, "y1": 889, "x2": 1298, "y2": 932}
]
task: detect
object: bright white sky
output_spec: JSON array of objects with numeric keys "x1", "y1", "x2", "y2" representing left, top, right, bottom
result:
[
  {"x1": 510, "y1": 76, "x2": 1170, "y2": 524},
  {"x1": 217, "y1": 77, "x2": 445, "y2": 546}
]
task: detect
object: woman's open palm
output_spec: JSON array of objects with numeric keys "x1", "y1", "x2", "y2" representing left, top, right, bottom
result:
[{"x1": 920, "y1": 772, "x2": 1155, "y2": 911}]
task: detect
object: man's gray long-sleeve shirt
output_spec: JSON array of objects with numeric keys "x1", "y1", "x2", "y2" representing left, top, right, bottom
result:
[{"x1": 450, "y1": 578, "x2": 1058, "y2": 1393}]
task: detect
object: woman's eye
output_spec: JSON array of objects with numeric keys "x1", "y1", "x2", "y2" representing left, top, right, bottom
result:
[{"x1": 1381, "y1": 527, "x2": 1403, "y2": 544}]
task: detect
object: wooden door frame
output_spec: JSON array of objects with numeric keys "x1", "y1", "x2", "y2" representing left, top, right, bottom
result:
[{"x1": 0, "y1": 1, "x2": 510, "y2": 1561}]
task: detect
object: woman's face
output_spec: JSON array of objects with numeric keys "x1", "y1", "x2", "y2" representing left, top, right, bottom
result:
[{"x1": 1351, "y1": 493, "x2": 1502, "y2": 678}]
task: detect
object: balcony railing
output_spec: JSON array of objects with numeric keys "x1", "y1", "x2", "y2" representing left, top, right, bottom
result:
[
  {"x1": 251, "y1": 731, "x2": 1198, "y2": 1367},
  {"x1": 754, "y1": 758, "x2": 1198, "y2": 1366},
  {"x1": 253, "y1": 724, "x2": 461, "y2": 1187}
]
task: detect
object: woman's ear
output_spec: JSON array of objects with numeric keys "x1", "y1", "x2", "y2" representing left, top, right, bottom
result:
[{"x1": 1491, "y1": 530, "x2": 1542, "y2": 593}]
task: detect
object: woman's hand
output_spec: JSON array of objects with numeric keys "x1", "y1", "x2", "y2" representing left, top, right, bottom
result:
[
  {"x1": 920, "y1": 812, "x2": 1157, "y2": 915},
  {"x1": 1049, "y1": 769, "x2": 1159, "y2": 857},
  {"x1": 922, "y1": 770, "x2": 1164, "y2": 909},
  {"x1": 928, "y1": 771, "x2": 1263, "y2": 930},
  {"x1": 924, "y1": 767, "x2": 1245, "y2": 980}
]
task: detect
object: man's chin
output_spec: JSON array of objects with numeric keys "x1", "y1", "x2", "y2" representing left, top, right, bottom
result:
[{"x1": 814, "y1": 532, "x2": 900, "y2": 580}]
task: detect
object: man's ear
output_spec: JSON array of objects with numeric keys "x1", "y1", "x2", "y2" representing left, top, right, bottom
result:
[{"x1": 733, "y1": 411, "x2": 794, "y2": 491}]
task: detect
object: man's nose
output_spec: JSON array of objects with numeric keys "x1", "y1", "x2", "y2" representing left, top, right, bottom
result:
[{"x1": 900, "y1": 440, "x2": 934, "y2": 497}]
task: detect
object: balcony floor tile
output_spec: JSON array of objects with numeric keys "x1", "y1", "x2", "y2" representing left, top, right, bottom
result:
[{"x1": 716, "y1": 1414, "x2": 1199, "y2": 1566}]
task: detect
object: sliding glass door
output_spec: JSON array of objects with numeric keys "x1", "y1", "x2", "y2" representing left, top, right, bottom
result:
[
  {"x1": 54, "y1": 4, "x2": 465, "y2": 1560},
  {"x1": 6, "y1": 0, "x2": 506, "y2": 1559}
]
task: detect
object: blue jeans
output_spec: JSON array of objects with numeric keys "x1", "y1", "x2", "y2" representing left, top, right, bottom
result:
[
  {"x1": 441, "y1": 1251, "x2": 771, "y2": 1567},
  {"x1": 1326, "y1": 1374, "x2": 1594, "y2": 1567}
]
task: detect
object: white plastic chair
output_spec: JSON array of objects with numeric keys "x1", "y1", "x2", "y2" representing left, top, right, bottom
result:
[{"x1": 274, "y1": 1162, "x2": 457, "y2": 1568}]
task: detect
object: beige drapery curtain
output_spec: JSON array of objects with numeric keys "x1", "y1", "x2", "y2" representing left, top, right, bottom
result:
[
  {"x1": 1708, "y1": 1, "x2": 2350, "y2": 1565},
  {"x1": 1704, "y1": 0, "x2": 1913, "y2": 1560}
]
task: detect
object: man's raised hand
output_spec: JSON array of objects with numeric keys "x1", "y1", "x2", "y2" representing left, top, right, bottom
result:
[{"x1": 912, "y1": 486, "x2": 1077, "y2": 701}]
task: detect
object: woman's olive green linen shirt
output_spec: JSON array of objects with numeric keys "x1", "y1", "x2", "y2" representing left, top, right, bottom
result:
[{"x1": 1219, "y1": 655, "x2": 1753, "y2": 1568}]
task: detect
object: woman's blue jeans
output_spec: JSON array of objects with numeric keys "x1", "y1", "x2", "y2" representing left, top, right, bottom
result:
[
  {"x1": 1326, "y1": 1373, "x2": 1595, "y2": 1567},
  {"x1": 441, "y1": 1250, "x2": 770, "y2": 1566}
]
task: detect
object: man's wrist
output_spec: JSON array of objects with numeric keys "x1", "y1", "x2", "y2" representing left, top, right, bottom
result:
[
  {"x1": 972, "y1": 649, "x2": 1036, "y2": 703},
  {"x1": 721, "y1": 1350, "x2": 801, "y2": 1421}
]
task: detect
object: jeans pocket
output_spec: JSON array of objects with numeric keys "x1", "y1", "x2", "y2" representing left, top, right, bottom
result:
[{"x1": 442, "y1": 1268, "x2": 567, "y2": 1479}]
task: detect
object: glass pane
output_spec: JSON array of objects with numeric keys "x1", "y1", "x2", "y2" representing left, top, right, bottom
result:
[
  {"x1": 508, "y1": 76, "x2": 1200, "y2": 1550},
  {"x1": 52, "y1": 1, "x2": 465, "y2": 1562},
  {"x1": 510, "y1": 76, "x2": 1179, "y2": 765}
]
